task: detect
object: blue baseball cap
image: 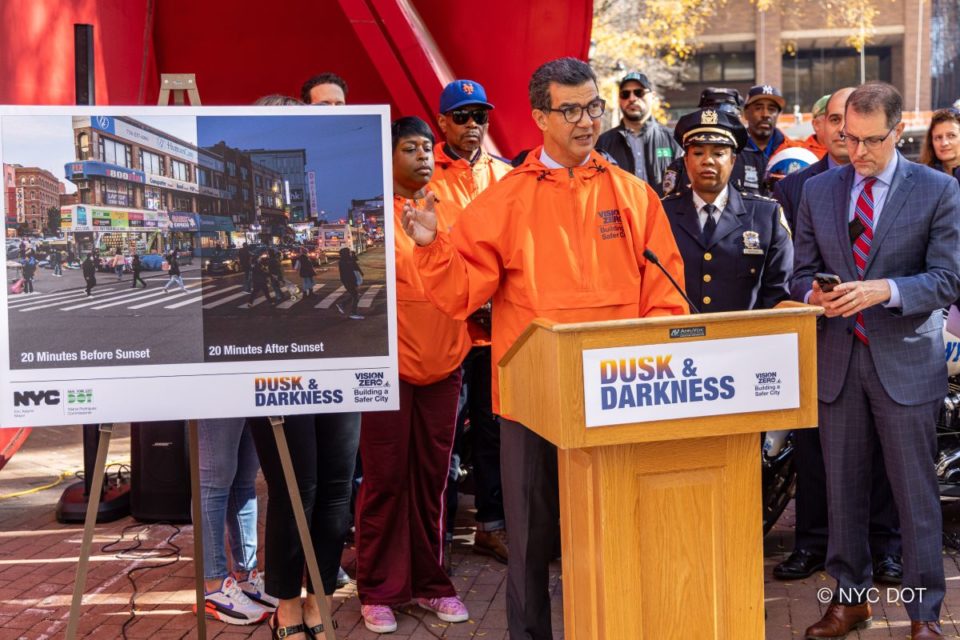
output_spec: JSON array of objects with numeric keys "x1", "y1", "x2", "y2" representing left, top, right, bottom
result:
[{"x1": 439, "y1": 79, "x2": 494, "y2": 113}]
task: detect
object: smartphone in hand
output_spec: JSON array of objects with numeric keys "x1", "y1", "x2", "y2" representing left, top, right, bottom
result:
[{"x1": 814, "y1": 272, "x2": 842, "y2": 293}]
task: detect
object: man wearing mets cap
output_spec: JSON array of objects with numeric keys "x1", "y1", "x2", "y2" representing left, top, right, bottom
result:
[
  {"x1": 662, "y1": 107, "x2": 793, "y2": 314},
  {"x1": 432, "y1": 79, "x2": 513, "y2": 565},
  {"x1": 402, "y1": 56, "x2": 688, "y2": 640}
]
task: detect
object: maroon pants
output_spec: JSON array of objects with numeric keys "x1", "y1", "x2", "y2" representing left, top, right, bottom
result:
[{"x1": 355, "y1": 371, "x2": 462, "y2": 605}]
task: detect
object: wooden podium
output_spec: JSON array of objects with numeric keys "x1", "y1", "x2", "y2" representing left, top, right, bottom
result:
[{"x1": 499, "y1": 304, "x2": 820, "y2": 640}]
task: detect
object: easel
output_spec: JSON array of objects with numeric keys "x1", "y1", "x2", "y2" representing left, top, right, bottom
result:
[{"x1": 63, "y1": 80, "x2": 338, "y2": 639}]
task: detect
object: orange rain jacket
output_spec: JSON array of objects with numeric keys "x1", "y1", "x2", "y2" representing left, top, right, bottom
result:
[
  {"x1": 429, "y1": 144, "x2": 513, "y2": 207},
  {"x1": 393, "y1": 195, "x2": 471, "y2": 386},
  {"x1": 800, "y1": 134, "x2": 827, "y2": 160},
  {"x1": 429, "y1": 145, "x2": 513, "y2": 346},
  {"x1": 415, "y1": 147, "x2": 689, "y2": 416}
]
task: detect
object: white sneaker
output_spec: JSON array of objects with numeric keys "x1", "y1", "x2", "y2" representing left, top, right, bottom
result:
[
  {"x1": 237, "y1": 569, "x2": 278, "y2": 611},
  {"x1": 201, "y1": 576, "x2": 270, "y2": 625},
  {"x1": 349, "y1": 314, "x2": 364, "y2": 320}
]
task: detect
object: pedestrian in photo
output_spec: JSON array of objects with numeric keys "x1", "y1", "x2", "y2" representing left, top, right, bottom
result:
[
  {"x1": 295, "y1": 247, "x2": 316, "y2": 297},
  {"x1": 267, "y1": 248, "x2": 286, "y2": 301},
  {"x1": 920, "y1": 107, "x2": 960, "y2": 183},
  {"x1": 162, "y1": 249, "x2": 187, "y2": 293},
  {"x1": 82, "y1": 253, "x2": 96, "y2": 297},
  {"x1": 112, "y1": 249, "x2": 124, "y2": 280},
  {"x1": 131, "y1": 252, "x2": 147, "y2": 288},
  {"x1": 354, "y1": 116, "x2": 473, "y2": 634},
  {"x1": 248, "y1": 254, "x2": 276, "y2": 307},
  {"x1": 50, "y1": 248, "x2": 62, "y2": 276},
  {"x1": 335, "y1": 247, "x2": 362, "y2": 319},
  {"x1": 20, "y1": 249, "x2": 36, "y2": 294},
  {"x1": 239, "y1": 243, "x2": 252, "y2": 292}
]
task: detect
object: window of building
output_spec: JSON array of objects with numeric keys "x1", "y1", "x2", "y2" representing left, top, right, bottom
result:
[
  {"x1": 682, "y1": 50, "x2": 756, "y2": 84},
  {"x1": 255, "y1": 174, "x2": 262, "y2": 188},
  {"x1": 240, "y1": 166, "x2": 249, "y2": 181},
  {"x1": 144, "y1": 186, "x2": 163, "y2": 211},
  {"x1": 173, "y1": 195, "x2": 193, "y2": 211},
  {"x1": 101, "y1": 179, "x2": 132, "y2": 207},
  {"x1": 242, "y1": 187, "x2": 250, "y2": 202},
  {"x1": 197, "y1": 167, "x2": 209, "y2": 187},
  {"x1": 226, "y1": 161, "x2": 236, "y2": 177},
  {"x1": 781, "y1": 47, "x2": 891, "y2": 112},
  {"x1": 140, "y1": 150, "x2": 164, "y2": 176},
  {"x1": 171, "y1": 160, "x2": 190, "y2": 182},
  {"x1": 228, "y1": 183, "x2": 239, "y2": 198},
  {"x1": 101, "y1": 138, "x2": 131, "y2": 167},
  {"x1": 77, "y1": 132, "x2": 91, "y2": 160}
]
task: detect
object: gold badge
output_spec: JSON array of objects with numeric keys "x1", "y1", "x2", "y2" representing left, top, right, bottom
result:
[
  {"x1": 742, "y1": 230, "x2": 764, "y2": 255},
  {"x1": 701, "y1": 109, "x2": 718, "y2": 125}
]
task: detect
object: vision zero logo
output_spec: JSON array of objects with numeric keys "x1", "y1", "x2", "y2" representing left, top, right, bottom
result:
[{"x1": 13, "y1": 389, "x2": 61, "y2": 407}]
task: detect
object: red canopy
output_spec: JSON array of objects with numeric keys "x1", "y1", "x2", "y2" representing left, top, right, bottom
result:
[{"x1": 0, "y1": 0, "x2": 593, "y2": 157}]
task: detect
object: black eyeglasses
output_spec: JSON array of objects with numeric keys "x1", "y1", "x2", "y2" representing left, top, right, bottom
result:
[
  {"x1": 542, "y1": 98, "x2": 606, "y2": 124},
  {"x1": 449, "y1": 109, "x2": 489, "y2": 125},
  {"x1": 619, "y1": 88, "x2": 647, "y2": 100},
  {"x1": 839, "y1": 123, "x2": 900, "y2": 150}
]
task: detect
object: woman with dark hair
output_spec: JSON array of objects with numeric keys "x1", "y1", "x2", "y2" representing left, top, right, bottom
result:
[
  {"x1": 920, "y1": 107, "x2": 960, "y2": 181},
  {"x1": 353, "y1": 116, "x2": 472, "y2": 634},
  {"x1": 334, "y1": 247, "x2": 363, "y2": 319}
]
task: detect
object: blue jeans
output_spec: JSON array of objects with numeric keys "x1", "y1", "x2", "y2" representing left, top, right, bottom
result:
[{"x1": 198, "y1": 418, "x2": 260, "y2": 581}]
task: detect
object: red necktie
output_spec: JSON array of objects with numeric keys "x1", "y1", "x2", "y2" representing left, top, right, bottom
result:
[{"x1": 851, "y1": 178, "x2": 877, "y2": 344}]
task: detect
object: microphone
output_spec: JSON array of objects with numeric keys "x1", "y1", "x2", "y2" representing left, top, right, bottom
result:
[{"x1": 643, "y1": 248, "x2": 700, "y2": 314}]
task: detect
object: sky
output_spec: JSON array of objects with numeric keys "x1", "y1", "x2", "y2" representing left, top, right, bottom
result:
[
  {"x1": 0, "y1": 112, "x2": 385, "y2": 217},
  {"x1": 197, "y1": 114, "x2": 384, "y2": 217}
]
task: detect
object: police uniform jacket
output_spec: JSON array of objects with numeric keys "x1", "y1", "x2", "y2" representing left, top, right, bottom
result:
[
  {"x1": 663, "y1": 187, "x2": 793, "y2": 312},
  {"x1": 661, "y1": 151, "x2": 768, "y2": 197}
]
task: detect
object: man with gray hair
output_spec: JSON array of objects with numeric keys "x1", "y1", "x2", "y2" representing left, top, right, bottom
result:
[
  {"x1": 401, "y1": 56, "x2": 688, "y2": 639},
  {"x1": 791, "y1": 82, "x2": 960, "y2": 639}
]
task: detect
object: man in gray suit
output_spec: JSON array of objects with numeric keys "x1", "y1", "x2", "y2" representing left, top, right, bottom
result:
[{"x1": 791, "y1": 82, "x2": 960, "y2": 640}]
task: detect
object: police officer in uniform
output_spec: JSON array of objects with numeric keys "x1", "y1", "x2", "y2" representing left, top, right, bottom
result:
[
  {"x1": 662, "y1": 88, "x2": 769, "y2": 197},
  {"x1": 662, "y1": 108, "x2": 793, "y2": 312}
]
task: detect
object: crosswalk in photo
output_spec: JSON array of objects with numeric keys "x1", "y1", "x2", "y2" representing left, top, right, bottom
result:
[{"x1": 5, "y1": 280, "x2": 386, "y2": 314}]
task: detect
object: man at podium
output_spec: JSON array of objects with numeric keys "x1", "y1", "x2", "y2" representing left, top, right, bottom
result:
[{"x1": 402, "y1": 57, "x2": 688, "y2": 640}]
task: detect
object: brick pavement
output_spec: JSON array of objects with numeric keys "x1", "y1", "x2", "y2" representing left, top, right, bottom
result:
[{"x1": 2, "y1": 424, "x2": 960, "y2": 638}]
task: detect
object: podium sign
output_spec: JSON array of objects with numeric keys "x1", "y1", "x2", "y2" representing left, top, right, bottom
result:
[
  {"x1": 500, "y1": 305, "x2": 820, "y2": 640},
  {"x1": 582, "y1": 333, "x2": 800, "y2": 427}
]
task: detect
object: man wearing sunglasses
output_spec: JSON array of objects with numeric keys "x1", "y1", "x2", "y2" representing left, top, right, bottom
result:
[
  {"x1": 596, "y1": 71, "x2": 681, "y2": 196},
  {"x1": 431, "y1": 79, "x2": 512, "y2": 568},
  {"x1": 402, "y1": 57, "x2": 687, "y2": 640}
]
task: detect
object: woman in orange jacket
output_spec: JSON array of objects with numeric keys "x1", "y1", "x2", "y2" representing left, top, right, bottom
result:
[{"x1": 354, "y1": 116, "x2": 472, "y2": 635}]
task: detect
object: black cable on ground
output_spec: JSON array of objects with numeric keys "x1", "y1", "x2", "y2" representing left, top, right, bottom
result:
[{"x1": 100, "y1": 522, "x2": 182, "y2": 640}]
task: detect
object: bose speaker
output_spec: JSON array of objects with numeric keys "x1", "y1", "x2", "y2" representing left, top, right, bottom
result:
[{"x1": 130, "y1": 421, "x2": 192, "y2": 523}]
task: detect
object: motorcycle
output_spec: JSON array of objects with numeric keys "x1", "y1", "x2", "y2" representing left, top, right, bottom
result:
[{"x1": 760, "y1": 309, "x2": 960, "y2": 538}]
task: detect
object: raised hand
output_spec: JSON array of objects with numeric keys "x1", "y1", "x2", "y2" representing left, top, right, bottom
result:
[{"x1": 402, "y1": 194, "x2": 439, "y2": 246}]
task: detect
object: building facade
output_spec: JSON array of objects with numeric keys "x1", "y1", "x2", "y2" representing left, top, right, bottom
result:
[
  {"x1": 9, "y1": 166, "x2": 62, "y2": 234},
  {"x1": 661, "y1": 0, "x2": 940, "y2": 117},
  {"x1": 244, "y1": 149, "x2": 309, "y2": 223}
]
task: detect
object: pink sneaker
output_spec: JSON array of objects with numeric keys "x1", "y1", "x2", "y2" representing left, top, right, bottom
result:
[
  {"x1": 361, "y1": 604, "x2": 398, "y2": 633},
  {"x1": 416, "y1": 596, "x2": 469, "y2": 622}
]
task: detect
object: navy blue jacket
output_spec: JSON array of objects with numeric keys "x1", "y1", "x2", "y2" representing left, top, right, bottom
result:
[{"x1": 662, "y1": 188, "x2": 794, "y2": 312}]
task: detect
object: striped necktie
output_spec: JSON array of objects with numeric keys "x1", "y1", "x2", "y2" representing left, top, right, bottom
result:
[{"x1": 852, "y1": 178, "x2": 877, "y2": 345}]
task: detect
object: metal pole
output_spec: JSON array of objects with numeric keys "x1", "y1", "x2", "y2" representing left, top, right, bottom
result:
[
  {"x1": 915, "y1": 0, "x2": 924, "y2": 115},
  {"x1": 188, "y1": 420, "x2": 207, "y2": 639},
  {"x1": 269, "y1": 416, "x2": 337, "y2": 638},
  {"x1": 860, "y1": 20, "x2": 867, "y2": 84},
  {"x1": 64, "y1": 424, "x2": 113, "y2": 640}
]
